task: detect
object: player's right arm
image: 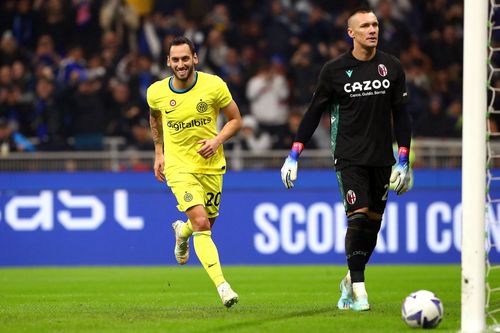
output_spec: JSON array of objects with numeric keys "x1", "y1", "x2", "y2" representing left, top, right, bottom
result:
[
  {"x1": 281, "y1": 63, "x2": 334, "y2": 189},
  {"x1": 149, "y1": 108, "x2": 165, "y2": 183}
]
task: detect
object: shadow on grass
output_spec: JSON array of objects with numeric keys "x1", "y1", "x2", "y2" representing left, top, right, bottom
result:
[{"x1": 205, "y1": 306, "x2": 337, "y2": 332}]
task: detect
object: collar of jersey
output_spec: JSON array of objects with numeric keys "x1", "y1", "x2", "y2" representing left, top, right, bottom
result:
[
  {"x1": 169, "y1": 71, "x2": 198, "y2": 94},
  {"x1": 349, "y1": 48, "x2": 378, "y2": 63}
]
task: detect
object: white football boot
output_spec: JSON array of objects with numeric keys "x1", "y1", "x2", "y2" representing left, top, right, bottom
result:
[
  {"x1": 217, "y1": 282, "x2": 239, "y2": 308},
  {"x1": 172, "y1": 220, "x2": 189, "y2": 265},
  {"x1": 352, "y1": 282, "x2": 370, "y2": 311},
  {"x1": 337, "y1": 275, "x2": 353, "y2": 310}
]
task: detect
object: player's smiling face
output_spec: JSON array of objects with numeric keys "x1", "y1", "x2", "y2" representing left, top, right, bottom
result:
[
  {"x1": 167, "y1": 44, "x2": 198, "y2": 82},
  {"x1": 348, "y1": 12, "x2": 379, "y2": 50}
]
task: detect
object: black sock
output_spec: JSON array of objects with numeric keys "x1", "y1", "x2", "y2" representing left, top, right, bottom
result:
[
  {"x1": 350, "y1": 270, "x2": 364, "y2": 283},
  {"x1": 365, "y1": 218, "x2": 382, "y2": 264},
  {"x1": 345, "y1": 212, "x2": 369, "y2": 283}
]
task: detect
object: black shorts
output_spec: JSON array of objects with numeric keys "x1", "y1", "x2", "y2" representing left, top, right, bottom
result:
[{"x1": 335, "y1": 165, "x2": 392, "y2": 214}]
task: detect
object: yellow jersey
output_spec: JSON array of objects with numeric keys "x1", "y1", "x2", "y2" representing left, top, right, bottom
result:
[{"x1": 146, "y1": 71, "x2": 232, "y2": 177}]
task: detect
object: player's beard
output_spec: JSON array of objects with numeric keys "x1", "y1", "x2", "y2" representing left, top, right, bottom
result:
[{"x1": 174, "y1": 65, "x2": 194, "y2": 82}]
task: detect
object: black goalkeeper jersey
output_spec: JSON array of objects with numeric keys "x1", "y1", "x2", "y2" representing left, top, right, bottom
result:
[{"x1": 296, "y1": 49, "x2": 409, "y2": 169}]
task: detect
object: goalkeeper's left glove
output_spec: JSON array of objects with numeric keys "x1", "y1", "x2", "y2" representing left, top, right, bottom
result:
[
  {"x1": 390, "y1": 147, "x2": 412, "y2": 195},
  {"x1": 281, "y1": 142, "x2": 304, "y2": 189}
]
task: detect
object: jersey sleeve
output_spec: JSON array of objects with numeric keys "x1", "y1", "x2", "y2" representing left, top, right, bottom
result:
[
  {"x1": 146, "y1": 83, "x2": 158, "y2": 110},
  {"x1": 216, "y1": 76, "x2": 233, "y2": 109},
  {"x1": 391, "y1": 57, "x2": 408, "y2": 106},
  {"x1": 390, "y1": 56, "x2": 412, "y2": 148},
  {"x1": 295, "y1": 62, "x2": 335, "y2": 144}
]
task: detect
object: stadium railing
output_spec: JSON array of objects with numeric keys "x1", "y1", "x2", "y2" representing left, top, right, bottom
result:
[{"x1": 0, "y1": 138, "x2": 484, "y2": 171}]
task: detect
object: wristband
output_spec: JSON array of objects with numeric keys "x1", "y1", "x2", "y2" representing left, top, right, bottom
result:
[
  {"x1": 290, "y1": 142, "x2": 304, "y2": 159},
  {"x1": 398, "y1": 147, "x2": 409, "y2": 163}
]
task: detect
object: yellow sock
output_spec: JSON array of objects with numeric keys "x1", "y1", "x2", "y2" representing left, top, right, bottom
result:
[
  {"x1": 193, "y1": 231, "x2": 225, "y2": 287},
  {"x1": 180, "y1": 220, "x2": 193, "y2": 238}
]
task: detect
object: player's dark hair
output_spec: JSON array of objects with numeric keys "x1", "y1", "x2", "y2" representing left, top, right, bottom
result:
[
  {"x1": 168, "y1": 36, "x2": 196, "y2": 56},
  {"x1": 347, "y1": 6, "x2": 375, "y2": 22}
]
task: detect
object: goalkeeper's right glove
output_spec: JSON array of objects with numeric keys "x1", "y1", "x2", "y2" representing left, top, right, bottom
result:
[
  {"x1": 390, "y1": 146, "x2": 411, "y2": 195},
  {"x1": 281, "y1": 142, "x2": 304, "y2": 189}
]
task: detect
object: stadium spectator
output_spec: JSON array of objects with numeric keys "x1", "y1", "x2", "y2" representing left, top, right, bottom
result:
[
  {"x1": 72, "y1": 0, "x2": 103, "y2": 56},
  {"x1": 289, "y1": 42, "x2": 322, "y2": 107},
  {"x1": 301, "y1": 3, "x2": 335, "y2": 57},
  {"x1": 99, "y1": 0, "x2": 140, "y2": 53},
  {"x1": 32, "y1": 34, "x2": 60, "y2": 75},
  {"x1": 426, "y1": 24, "x2": 462, "y2": 70},
  {"x1": 32, "y1": 76, "x2": 66, "y2": 150},
  {"x1": 447, "y1": 99, "x2": 462, "y2": 137},
  {"x1": 126, "y1": 117, "x2": 154, "y2": 152},
  {"x1": 374, "y1": 0, "x2": 411, "y2": 56},
  {"x1": 100, "y1": 30, "x2": 125, "y2": 71},
  {"x1": 0, "y1": 116, "x2": 35, "y2": 154},
  {"x1": 11, "y1": 60, "x2": 34, "y2": 94},
  {"x1": 0, "y1": 1, "x2": 16, "y2": 35},
  {"x1": 220, "y1": 47, "x2": 247, "y2": 112},
  {"x1": 274, "y1": 108, "x2": 317, "y2": 150},
  {"x1": 133, "y1": 54, "x2": 158, "y2": 104},
  {"x1": 226, "y1": 115, "x2": 273, "y2": 170},
  {"x1": 57, "y1": 45, "x2": 86, "y2": 85},
  {"x1": 0, "y1": 30, "x2": 29, "y2": 66},
  {"x1": 137, "y1": 14, "x2": 162, "y2": 63},
  {"x1": 238, "y1": 115, "x2": 273, "y2": 152},
  {"x1": 0, "y1": 71, "x2": 33, "y2": 137},
  {"x1": 414, "y1": 94, "x2": 458, "y2": 138},
  {"x1": 262, "y1": 0, "x2": 294, "y2": 61},
  {"x1": 11, "y1": 0, "x2": 35, "y2": 49},
  {"x1": 246, "y1": 57, "x2": 289, "y2": 137},
  {"x1": 62, "y1": 73, "x2": 108, "y2": 151},
  {"x1": 197, "y1": 28, "x2": 229, "y2": 75},
  {"x1": 106, "y1": 78, "x2": 144, "y2": 141},
  {"x1": 35, "y1": 0, "x2": 74, "y2": 54},
  {"x1": 203, "y1": 3, "x2": 232, "y2": 33}
]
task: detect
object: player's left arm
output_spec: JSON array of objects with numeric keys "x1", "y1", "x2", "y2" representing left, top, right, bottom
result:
[
  {"x1": 197, "y1": 100, "x2": 242, "y2": 159},
  {"x1": 392, "y1": 104, "x2": 412, "y2": 151},
  {"x1": 390, "y1": 102, "x2": 413, "y2": 195},
  {"x1": 389, "y1": 57, "x2": 413, "y2": 195}
]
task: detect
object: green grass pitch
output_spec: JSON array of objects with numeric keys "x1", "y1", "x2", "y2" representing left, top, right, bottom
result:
[{"x1": 0, "y1": 265, "x2": 462, "y2": 333}]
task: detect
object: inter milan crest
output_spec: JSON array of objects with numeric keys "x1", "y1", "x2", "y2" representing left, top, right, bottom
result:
[
  {"x1": 184, "y1": 192, "x2": 193, "y2": 202},
  {"x1": 377, "y1": 64, "x2": 388, "y2": 77},
  {"x1": 346, "y1": 190, "x2": 357, "y2": 205},
  {"x1": 196, "y1": 99, "x2": 209, "y2": 113}
]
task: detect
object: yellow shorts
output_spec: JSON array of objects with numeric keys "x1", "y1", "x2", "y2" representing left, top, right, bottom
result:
[{"x1": 167, "y1": 173, "x2": 223, "y2": 218}]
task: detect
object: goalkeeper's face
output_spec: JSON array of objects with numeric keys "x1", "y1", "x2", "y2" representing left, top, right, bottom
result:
[
  {"x1": 347, "y1": 12, "x2": 379, "y2": 50},
  {"x1": 167, "y1": 44, "x2": 199, "y2": 82}
]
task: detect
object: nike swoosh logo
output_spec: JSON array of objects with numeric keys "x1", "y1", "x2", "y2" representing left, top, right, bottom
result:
[
  {"x1": 208, "y1": 263, "x2": 217, "y2": 268},
  {"x1": 165, "y1": 110, "x2": 175, "y2": 114}
]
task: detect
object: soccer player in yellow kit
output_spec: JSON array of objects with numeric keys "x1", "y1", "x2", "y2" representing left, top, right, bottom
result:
[{"x1": 147, "y1": 36, "x2": 242, "y2": 307}]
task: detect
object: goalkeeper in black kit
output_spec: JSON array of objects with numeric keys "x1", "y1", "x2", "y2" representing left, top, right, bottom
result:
[{"x1": 281, "y1": 7, "x2": 412, "y2": 311}]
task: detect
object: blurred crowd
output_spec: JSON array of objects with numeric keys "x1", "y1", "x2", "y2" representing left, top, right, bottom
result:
[{"x1": 0, "y1": 0, "x2": 466, "y2": 154}]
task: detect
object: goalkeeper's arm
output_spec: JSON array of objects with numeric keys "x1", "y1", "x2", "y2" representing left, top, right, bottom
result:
[
  {"x1": 390, "y1": 104, "x2": 413, "y2": 195},
  {"x1": 280, "y1": 89, "x2": 329, "y2": 189},
  {"x1": 392, "y1": 103, "x2": 412, "y2": 151},
  {"x1": 280, "y1": 64, "x2": 333, "y2": 189}
]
